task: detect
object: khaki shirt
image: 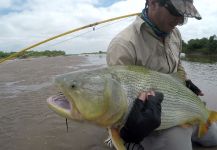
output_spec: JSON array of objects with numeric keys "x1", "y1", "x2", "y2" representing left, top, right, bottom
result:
[{"x1": 107, "y1": 16, "x2": 185, "y2": 75}]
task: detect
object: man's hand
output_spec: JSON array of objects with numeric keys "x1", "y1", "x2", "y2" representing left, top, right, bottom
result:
[
  {"x1": 120, "y1": 91, "x2": 163, "y2": 143},
  {"x1": 137, "y1": 90, "x2": 155, "y2": 102},
  {"x1": 186, "y1": 80, "x2": 204, "y2": 96}
]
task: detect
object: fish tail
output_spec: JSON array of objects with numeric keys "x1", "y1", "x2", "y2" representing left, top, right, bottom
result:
[{"x1": 198, "y1": 110, "x2": 217, "y2": 138}]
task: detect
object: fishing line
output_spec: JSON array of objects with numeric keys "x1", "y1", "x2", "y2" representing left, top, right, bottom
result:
[
  {"x1": 14, "y1": 17, "x2": 134, "y2": 58},
  {"x1": 40, "y1": 17, "x2": 135, "y2": 50},
  {"x1": 66, "y1": 118, "x2": 69, "y2": 132},
  {"x1": 0, "y1": 12, "x2": 140, "y2": 64}
]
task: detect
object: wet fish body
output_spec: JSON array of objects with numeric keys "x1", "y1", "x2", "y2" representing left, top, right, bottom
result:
[{"x1": 47, "y1": 65, "x2": 210, "y2": 149}]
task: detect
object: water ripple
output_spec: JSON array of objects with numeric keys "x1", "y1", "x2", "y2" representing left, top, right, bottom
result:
[{"x1": 0, "y1": 81, "x2": 52, "y2": 99}]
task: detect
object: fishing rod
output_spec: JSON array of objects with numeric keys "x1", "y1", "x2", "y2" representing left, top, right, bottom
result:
[{"x1": 0, "y1": 12, "x2": 140, "y2": 64}]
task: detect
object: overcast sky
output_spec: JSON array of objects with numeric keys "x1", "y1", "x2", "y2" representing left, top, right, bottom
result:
[{"x1": 0, "y1": 0, "x2": 216, "y2": 54}]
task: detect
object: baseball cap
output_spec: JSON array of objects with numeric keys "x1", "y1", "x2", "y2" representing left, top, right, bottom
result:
[{"x1": 169, "y1": 0, "x2": 202, "y2": 20}]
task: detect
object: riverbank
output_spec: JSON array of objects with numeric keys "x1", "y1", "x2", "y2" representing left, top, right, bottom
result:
[{"x1": 181, "y1": 54, "x2": 217, "y2": 63}]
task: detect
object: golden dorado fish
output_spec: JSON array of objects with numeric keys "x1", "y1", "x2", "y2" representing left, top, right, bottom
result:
[{"x1": 47, "y1": 65, "x2": 217, "y2": 150}]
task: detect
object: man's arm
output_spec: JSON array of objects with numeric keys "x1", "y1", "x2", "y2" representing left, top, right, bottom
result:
[
  {"x1": 106, "y1": 38, "x2": 136, "y2": 65},
  {"x1": 177, "y1": 62, "x2": 204, "y2": 96}
]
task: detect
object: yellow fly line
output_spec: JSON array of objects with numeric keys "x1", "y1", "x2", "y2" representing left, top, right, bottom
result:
[{"x1": 0, "y1": 12, "x2": 140, "y2": 64}]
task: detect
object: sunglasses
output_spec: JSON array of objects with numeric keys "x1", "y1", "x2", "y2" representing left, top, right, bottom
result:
[{"x1": 164, "y1": 1, "x2": 183, "y2": 17}]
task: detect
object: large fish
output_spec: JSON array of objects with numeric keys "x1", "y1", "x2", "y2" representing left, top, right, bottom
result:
[{"x1": 47, "y1": 65, "x2": 217, "y2": 150}]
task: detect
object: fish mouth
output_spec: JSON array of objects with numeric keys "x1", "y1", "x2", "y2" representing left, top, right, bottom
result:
[{"x1": 47, "y1": 94, "x2": 73, "y2": 119}]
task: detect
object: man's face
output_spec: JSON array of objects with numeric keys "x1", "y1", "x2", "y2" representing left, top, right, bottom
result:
[
  {"x1": 150, "y1": 1, "x2": 184, "y2": 32},
  {"x1": 157, "y1": 7, "x2": 183, "y2": 32}
]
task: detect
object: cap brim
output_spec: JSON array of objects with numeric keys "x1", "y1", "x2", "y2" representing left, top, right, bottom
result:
[{"x1": 171, "y1": 0, "x2": 202, "y2": 20}]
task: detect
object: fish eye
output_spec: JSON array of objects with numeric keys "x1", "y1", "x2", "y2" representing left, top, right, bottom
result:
[{"x1": 71, "y1": 84, "x2": 75, "y2": 88}]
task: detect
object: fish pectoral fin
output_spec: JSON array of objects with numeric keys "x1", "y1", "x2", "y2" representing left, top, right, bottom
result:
[
  {"x1": 198, "y1": 110, "x2": 217, "y2": 138},
  {"x1": 104, "y1": 136, "x2": 113, "y2": 148},
  {"x1": 108, "y1": 127, "x2": 126, "y2": 150}
]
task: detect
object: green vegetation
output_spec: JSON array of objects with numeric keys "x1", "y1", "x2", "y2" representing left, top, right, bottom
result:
[
  {"x1": 182, "y1": 35, "x2": 217, "y2": 55},
  {"x1": 81, "y1": 51, "x2": 106, "y2": 55},
  {"x1": 1, "y1": 34, "x2": 217, "y2": 60},
  {"x1": 0, "y1": 50, "x2": 65, "y2": 59},
  {"x1": 0, "y1": 51, "x2": 15, "y2": 58},
  {"x1": 182, "y1": 55, "x2": 217, "y2": 63},
  {"x1": 19, "y1": 50, "x2": 66, "y2": 58}
]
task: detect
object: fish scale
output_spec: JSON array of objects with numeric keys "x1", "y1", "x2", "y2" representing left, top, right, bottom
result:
[{"x1": 109, "y1": 66, "x2": 209, "y2": 129}]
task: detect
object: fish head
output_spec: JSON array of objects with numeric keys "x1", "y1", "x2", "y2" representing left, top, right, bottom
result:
[{"x1": 47, "y1": 68, "x2": 127, "y2": 126}]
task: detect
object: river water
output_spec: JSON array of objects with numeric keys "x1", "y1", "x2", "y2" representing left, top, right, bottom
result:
[{"x1": 0, "y1": 55, "x2": 216, "y2": 150}]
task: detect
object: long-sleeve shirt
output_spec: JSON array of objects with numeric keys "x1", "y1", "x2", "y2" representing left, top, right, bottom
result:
[{"x1": 107, "y1": 16, "x2": 186, "y2": 77}]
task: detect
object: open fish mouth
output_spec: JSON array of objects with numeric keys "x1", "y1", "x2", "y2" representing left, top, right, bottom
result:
[
  {"x1": 47, "y1": 93, "x2": 72, "y2": 119},
  {"x1": 47, "y1": 93, "x2": 84, "y2": 121}
]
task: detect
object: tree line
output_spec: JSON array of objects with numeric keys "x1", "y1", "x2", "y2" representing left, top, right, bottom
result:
[
  {"x1": 1, "y1": 35, "x2": 217, "y2": 59},
  {"x1": 182, "y1": 35, "x2": 217, "y2": 55},
  {"x1": 0, "y1": 50, "x2": 65, "y2": 59}
]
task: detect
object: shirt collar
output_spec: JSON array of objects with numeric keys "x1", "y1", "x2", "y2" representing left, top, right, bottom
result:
[{"x1": 141, "y1": 8, "x2": 169, "y2": 38}]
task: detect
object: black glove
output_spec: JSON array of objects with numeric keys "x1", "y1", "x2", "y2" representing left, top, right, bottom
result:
[
  {"x1": 120, "y1": 92, "x2": 164, "y2": 143},
  {"x1": 124, "y1": 142, "x2": 144, "y2": 150},
  {"x1": 186, "y1": 80, "x2": 203, "y2": 96}
]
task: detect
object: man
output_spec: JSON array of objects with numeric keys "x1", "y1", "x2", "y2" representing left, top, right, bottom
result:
[{"x1": 107, "y1": 0, "x2": 217, "y2": 149}]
